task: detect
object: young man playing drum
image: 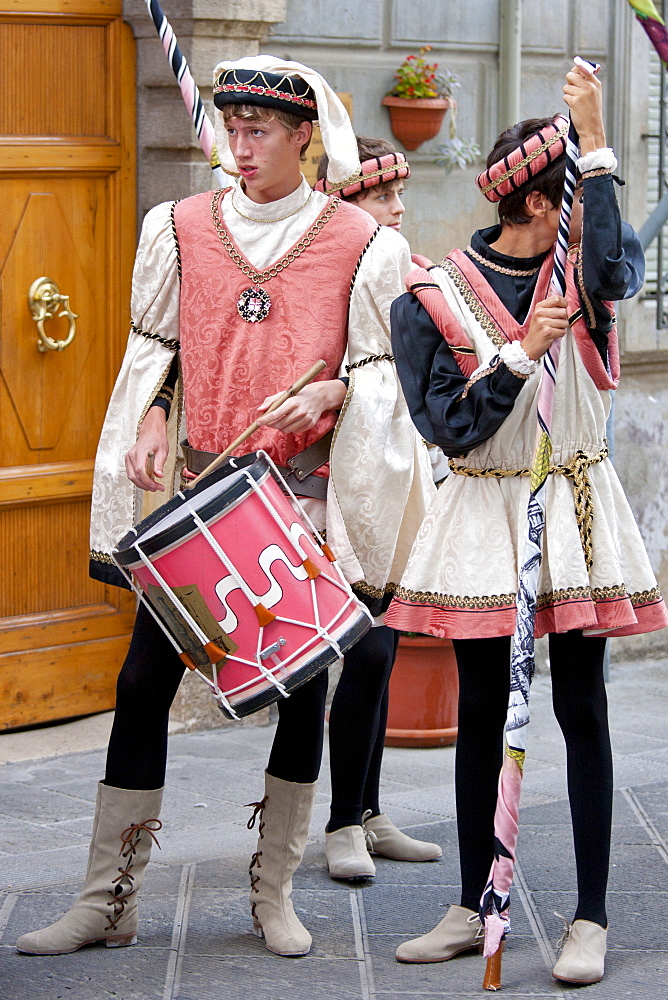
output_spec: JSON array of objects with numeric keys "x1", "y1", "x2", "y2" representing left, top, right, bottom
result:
[{"x1": 17, "y1": 56, "x2": 434, "y2": 960}]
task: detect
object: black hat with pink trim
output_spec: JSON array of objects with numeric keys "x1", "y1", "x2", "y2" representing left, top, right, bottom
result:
[{"x1": 213, "y1": 67, "x2": 318, "y2": 121}]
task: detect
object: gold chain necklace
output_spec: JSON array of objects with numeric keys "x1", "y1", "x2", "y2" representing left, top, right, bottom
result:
[
  {"x1": 465, "y1": 244, "x2": 540, "y2": 277},
  {"x1": 210, "y1": 190, "x2": 339, "y2": 322},
  {"x1": 231, "y1": 187, "x2": 313, "y2": 223}
]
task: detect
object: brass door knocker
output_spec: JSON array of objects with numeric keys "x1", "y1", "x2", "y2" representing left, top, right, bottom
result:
[{"x1": 28, "y1": 276, "x2": 78, "y2": 352}]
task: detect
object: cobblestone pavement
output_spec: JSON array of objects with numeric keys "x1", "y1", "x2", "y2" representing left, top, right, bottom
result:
[{"x1": 0, "y1": 658, "x2": 666, "y2": 999}]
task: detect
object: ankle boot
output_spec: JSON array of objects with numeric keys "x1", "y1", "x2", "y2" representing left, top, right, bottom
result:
[
  {"x1": 396, "y1": 904, "x2": 482, "y2": 963},
  {"x1": 362, "y1": 811, "x2": 442, "y2": 862},
  {"x1": 552, "y1": 919, "x2": 607, "y2": 984},
  {"x1": 247, "y1": 771, "x2": 316, "y2": 957},
  {"x1": 325, "y1": 825, "x2": 376, "y2": 880},
  {"x1": 16, "y1": 782, "x2": 163, "y2": 955}
]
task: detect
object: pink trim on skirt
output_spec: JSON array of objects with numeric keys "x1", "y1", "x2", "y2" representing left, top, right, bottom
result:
[{"x1": 385, "y1": 591, "x2": 668, "y2": 640}]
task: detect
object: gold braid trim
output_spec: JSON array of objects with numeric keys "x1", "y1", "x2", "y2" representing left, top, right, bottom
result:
[
  {"x1": 437, "y1": 259, "x2": 508, "y2": 349},
  {"x1": 353, "y1": 579, "x2": 399, "y2": 600},
  {"x1": 90, "y1": 549, "x2": 115, "y2": 565},
  {"x1": 581, "y1": 167, "x2": 613, "y2": 179},
  {"x1": 629, "y1": 586, "x2": 664, "y2": 605},
  {"x1": 570, "y1": 238, "x2": 597, "y2": 330},
  {"x1": 346, "y1": 353, "x2": 394, "y2": 373},
  {"x1": 396, "y1": 582, "x2": 661, "y2": 613},
  {"x1": 458, "y1": 358, "x2": 503, "y2": 400},
  {"x1": 394, "y1": 586, "x2": 516, "y2": 609},
  {"x1": 321, "y1": 164, "x2": 403, "y2": 193},
  {"x1": 536, "y1": 584, "x2": 626, "y2": 609},
  {"x1": 506, "y1": 746, "x2": 525, "y2": 770},
  {"x1": 465, "y1": 245, "x2": 540, "y2": 277},
  {"x1": 448, "y1": 445, "x2": 608, "y2": 571},
  {"x1": 331, "y1": 369, "x2": 355, "y2": 450}
]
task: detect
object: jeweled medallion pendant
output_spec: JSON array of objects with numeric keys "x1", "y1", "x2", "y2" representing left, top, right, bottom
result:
[{"x1": 237, "y1": 285, "x2": 271, "y2": 323}]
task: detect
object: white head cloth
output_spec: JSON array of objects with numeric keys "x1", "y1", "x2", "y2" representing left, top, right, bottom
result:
[{"x1": 212, "y1": 54, "x2": 361, "y2": 188}]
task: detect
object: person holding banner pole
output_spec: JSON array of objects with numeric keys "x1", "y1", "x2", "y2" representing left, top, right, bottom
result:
[{"x1": 386, "y1": 63, "x2": 666, "y2": 986}]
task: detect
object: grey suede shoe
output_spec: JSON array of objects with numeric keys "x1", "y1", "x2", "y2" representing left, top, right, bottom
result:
[
  {"x1": 396, "y1": 904, "x2": 482, "y2": 963},
  {"x1": 325, "y1": 825, "x2": 376, "y2": 880},
  {"x1": 363, "y1": 811, "x2": 442, "y2": 861},
  {"x1": 552, "y1": 919, "x2": 607, "y2": 984}
]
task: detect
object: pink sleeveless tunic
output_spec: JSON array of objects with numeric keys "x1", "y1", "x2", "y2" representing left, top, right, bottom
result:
[{"x1": 174, "y1": 191, "x2": 377, "y2": 470}]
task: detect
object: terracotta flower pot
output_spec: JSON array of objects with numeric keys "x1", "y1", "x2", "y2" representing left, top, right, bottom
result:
[
  {"x1": 381, "y1": 95, "x2": 454, "y2": 151},
  {"x1": 385, "y1": 634, "x2": 459, "y2": 748}
]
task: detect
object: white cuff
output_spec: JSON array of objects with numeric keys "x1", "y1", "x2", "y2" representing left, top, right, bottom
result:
[
  {"x1": 500, "y1": 341, "x2": 539, "y2": 376},
  {"x1": 576, "y1": 147, "x2": 617, "y2": 174}
]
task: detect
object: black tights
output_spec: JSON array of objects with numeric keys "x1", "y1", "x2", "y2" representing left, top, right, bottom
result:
[
  {"x1": 106, "y1": 606, "x2": 396, "y2": 804},
  {"x1": 453, "y1": 631, "x2": 612, "y2": 928},
  {"x1": 327, "y1": 626, "x2": 400, "y2": 831}
]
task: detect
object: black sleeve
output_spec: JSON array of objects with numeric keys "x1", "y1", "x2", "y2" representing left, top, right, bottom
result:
[
  {"x1": 149, "y1": 354, "x2": 179, "y2": 417},
  {"x1": 391, "y1": 293, "x2": 527, "y2": 457},
  {"x1": 581, "y1": 174, "x2": 645, "y2": 304}
]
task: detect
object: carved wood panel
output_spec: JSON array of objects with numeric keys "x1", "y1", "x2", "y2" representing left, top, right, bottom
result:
[{"x1": 0, "y1": 0, "x2": 136, "y2": 729}]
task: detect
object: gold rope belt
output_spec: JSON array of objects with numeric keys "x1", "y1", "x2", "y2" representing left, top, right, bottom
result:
[{"x1": 448, "y1": 444, "x2": 609, "y2": 571}]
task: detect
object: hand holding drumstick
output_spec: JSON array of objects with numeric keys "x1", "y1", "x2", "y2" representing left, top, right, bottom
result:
[{"x1": 188, "y1": 360, "x2": 330, "y2": 486}]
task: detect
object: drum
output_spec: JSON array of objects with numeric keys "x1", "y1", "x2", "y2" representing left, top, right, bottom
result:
[{"x1": 113, "y1": 451, "x2": 372, "y2": 719}]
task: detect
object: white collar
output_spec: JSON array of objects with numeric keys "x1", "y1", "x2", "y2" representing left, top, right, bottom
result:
[{"x1": 231, "y1": 176, "x2": 313, "y2": 221}]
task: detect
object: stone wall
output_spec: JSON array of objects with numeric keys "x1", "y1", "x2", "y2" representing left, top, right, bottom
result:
[
  {"x1": 123, "y1": 0, "x2": 287, "y2": 220},
  {"x1": 269, "y1": 0, "x2": 613, "y2": 260}
]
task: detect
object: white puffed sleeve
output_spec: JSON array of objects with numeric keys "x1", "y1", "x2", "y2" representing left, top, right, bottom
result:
[
  {"x1": 130, "y1": 202, "x2": 181, "y2": 340},
  {"x1": 327, "y1": 227, "x2": 436, "y2": 609},
  {"x1": 90, "y1": 203, "x2": 183, "y2": 579}
]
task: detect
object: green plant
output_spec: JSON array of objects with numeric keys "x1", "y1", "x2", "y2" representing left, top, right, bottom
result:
[
  {"x1": 435, "y1": 136, "x2": 481, "y2": 173},
  {"x1": 388, "y1": 46, "x2": 460, "y2": 100},
  {"x1": 386, "y1": 46, "x2": 480, "y2": 169}
]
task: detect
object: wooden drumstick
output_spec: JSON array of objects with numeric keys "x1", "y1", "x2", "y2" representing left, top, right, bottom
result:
[
  {"x1": 187, "y1": 360, "x2": 328, "y2": 488},
  {"x1": 145, "y1": 450, "x2": 156, "y2": 482}
]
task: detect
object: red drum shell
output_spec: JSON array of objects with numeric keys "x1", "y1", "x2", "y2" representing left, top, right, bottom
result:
[{"x1": 114, "y1": 453, "x2": 370, "y2": 717}]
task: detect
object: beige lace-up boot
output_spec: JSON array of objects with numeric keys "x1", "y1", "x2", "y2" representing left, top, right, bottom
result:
[
  {"x1": 16, "y1": 782, "x2": 163, "y2": 955},
  {"x1": 248, "y1": 771, "x2": 316, "y2": 957}
]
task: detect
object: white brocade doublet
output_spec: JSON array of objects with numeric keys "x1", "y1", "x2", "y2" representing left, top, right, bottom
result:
[
  {"x1": 327, "y1": 227, "x2": 436, "y2": 605},
  {"x1": 389, "y1": 264, "x2": 666, "y2": 640}
]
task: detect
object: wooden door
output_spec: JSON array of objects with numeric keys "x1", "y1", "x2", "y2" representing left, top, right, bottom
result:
[{"x1": 0, "y1": 0, "x2": 136, "y2": 728}]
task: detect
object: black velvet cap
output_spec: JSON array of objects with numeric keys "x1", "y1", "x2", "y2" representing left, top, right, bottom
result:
[{"x1": 213, "y1": 68, "x2": 318, "y2": 121}]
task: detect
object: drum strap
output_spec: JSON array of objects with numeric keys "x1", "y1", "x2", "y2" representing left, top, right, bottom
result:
[{"x1": 180, "y1": 430, "x2": 333, "y2": 501}]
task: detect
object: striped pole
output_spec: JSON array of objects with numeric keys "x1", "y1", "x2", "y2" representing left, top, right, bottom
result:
[{"x1": 144, "y1": 0, "x2": 226, "y2": 187}]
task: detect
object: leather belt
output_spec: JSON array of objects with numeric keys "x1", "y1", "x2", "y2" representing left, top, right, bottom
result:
[{"x1": 180, "y1": 430, "x2": 333, "y2": 502}]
